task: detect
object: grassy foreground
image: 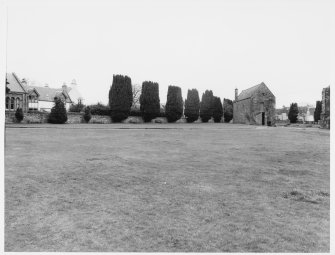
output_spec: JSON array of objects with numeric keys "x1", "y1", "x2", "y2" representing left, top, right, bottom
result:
[{"x1": 5, "y1": 123, "x2": 330, "y2": 252}]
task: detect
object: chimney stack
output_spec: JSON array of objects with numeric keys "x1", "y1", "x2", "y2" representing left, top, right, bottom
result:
[
  {"x1": 62, "y1": 82, "x2": 67, "y2": 91},
  {"x1": 21, "y1": 78, "x2": 27, "y2": 86},
  {"x1": 235, "y1": 88, "x2": 238, "y2": 101}
]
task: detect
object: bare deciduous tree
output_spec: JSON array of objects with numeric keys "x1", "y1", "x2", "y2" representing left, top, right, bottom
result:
[{"x1": 132, "y1": 84, "x2": 141, "y2": 109}]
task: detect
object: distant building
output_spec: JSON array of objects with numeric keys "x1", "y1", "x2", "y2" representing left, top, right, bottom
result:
[
  {"x1": 233, "y1": 82, "x2": 276, "y2": 125},
  {"x1": 66, "y1": 79, "x2": 83, "y2": 104},
  {"x1": 320, "y1": 86, "x2": 330, "y2": 129},
  {"x1": 5, "y1": 73, "x2": 83, "y2": 112},
  {"x1": 26, "y1": 83, "x2": 72, "y2": 112},
  {"x1": 276, "y1": 112, "x2": 288, "y2": 121},
  {"x1": 5, "y1": 73, "x2": 29, "y2": 112},
  {"x1": 305, "y1": 107, "x2": 315, "y2": 122}
]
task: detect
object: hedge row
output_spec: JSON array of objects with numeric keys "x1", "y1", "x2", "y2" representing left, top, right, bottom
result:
[{"x1": 65, "y1": 74, "x2": 234, "y2": 123}]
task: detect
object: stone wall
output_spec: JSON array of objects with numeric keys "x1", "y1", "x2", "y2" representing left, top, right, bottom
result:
[
  {"x1": 5, "y1": 111, "x2": 88, "y2": 124},
  {"x1": 5, "y1": 111, "x2": 173, "y2": 124},
  {"x1": 233, "y1": 98, "x2": 252, "y2": 124},
  {"x1": 320, "y1": 86, "x2": 330, "y2": 129}
]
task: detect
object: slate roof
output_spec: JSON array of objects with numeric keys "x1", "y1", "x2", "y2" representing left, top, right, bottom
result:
[
  {"x1": 237, "y1": 82, "x2": 274, "y2": 101},
  {"x1": 6, "y1": 73, "x2": 27, "y2": 93},
  {"x1": 27, "y1": 85, "x2": 72, "y2": 103}
]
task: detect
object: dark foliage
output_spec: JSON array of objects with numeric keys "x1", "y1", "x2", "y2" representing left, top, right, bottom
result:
[
  {"x1": 212, "y1": 96, "x2": 223, "y2": 123},
  {"x1": 288, "y1": 103, "x2": 299, "y2": 123},
  {"x1": 6, "y1": 78, "x2": 10, "y2": 94},
  {"x1": 314, "y1": 101, "x2": 322, "y2": 123},
  {"x1": 165, "y1": 85, "x2": 183, "y2": 122},
  {"x1": 129, "y1": 108, "x2": 142, "y2": 117},
  {"x1": 223, "y1": 98, "x2": 233, "y2": 123},
  {"x1": 184, "y1": 89, "x2": 200, "y2": 123},
  {"x1": 200, "y1": 90, "x2": 214, "y2": 122},
  {"x1": 15, "y1": 108, "x2": 24, "y2": 123},
  {"x1": 109, "y1": 75, "x2": 133, "y2": 122},
  {"x1": 140, "y1": 81, "x2": 160, "y2": 122},
  {"x1": 88, "y1": 103, "x2": 110, "y2": 116},
  {"x1": 69, "y1": 102, "x2": 85, "y2": 112},
  {"x1": 83, "y1": 106, "x2": 92, "y2": 123},
  {"x1": 48, "y1": 98, "x2": 68, "y2": 124}
]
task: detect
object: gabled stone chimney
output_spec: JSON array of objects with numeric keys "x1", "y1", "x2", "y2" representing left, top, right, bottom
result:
[{"x1": 235, "y1": 88, "x2": 238, "y2": 101}]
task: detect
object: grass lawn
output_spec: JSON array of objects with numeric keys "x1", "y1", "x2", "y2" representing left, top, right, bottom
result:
[{"x1": 5, "y1": 123, "x2": 330, "y2": 252}]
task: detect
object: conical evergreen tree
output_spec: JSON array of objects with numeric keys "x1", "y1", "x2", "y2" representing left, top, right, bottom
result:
[
  {"x1": 165, "y1": 85, "x2": 183, "y2": 122},
  {"x1": 223, "y1": 98, "x2": 233, "y2": 123},
  {"x1": 200, "y1": 90, "x2": 214, "y2": 122},
  {"x1": 314, "y1": 101, "x2": 322, "y2": 123},
  {"x1": 48, "y1": 98, "x2": 68, "y2": 124},
  {"x1": 109, "y1": 75, "x2": 133, "y2": 122},
  {"x1": 15, "y1": 107, "x2": 24, "y2": 123},
  {"x1": 288, "y1": 103, "x2": 299, "y2": 123},
  {"x1": 184, "y1": 89, "x2": 200, "y2": 123},
  {"x1": 212, "y1": 96, "x2": 223, "y2": 123},
  {"x1": 140, "y1": 81, "x2": 160, "y2": 122},
  {"x1": 83, "y1": 106, "x2": 92, "y2": 123}
]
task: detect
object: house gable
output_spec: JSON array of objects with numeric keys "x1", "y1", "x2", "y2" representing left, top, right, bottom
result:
[
  {"x1": 6, "y1": 73, "x2": 27, "y2": 94},
  {"x1": 237, "y1": 82, "x2": 275, "y2": 102}
]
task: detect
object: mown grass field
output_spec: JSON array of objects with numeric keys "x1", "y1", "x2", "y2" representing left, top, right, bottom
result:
[{"x1": 5, "y1": 123, "x2": 330, "y2": 252}]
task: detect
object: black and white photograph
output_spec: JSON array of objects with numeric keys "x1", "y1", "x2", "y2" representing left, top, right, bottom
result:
[{"x1": 1, "y1": 0, "x2": 333, "y2": 253}]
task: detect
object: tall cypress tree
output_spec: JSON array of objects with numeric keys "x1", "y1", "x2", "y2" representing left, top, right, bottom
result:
[
  {"x1": 200, "y1": 90, "x2": 214, "y2": 122},
  {"x1": 223, "y1": 98, "x2": 233, "y2": 123},
  {"x1": 288, "y1": 103, "x2": 299, "y2": 123},
  {"x1": 48, "y1": 98, "x2": 68, "y2": 124},
  {"x1": 165, "y1": 85, "x2": 183, "y2": 122},
  {"x1": 212, "y1": 96, "x2": 223, "y2": 123},
  {"x1": 184, "y1": 89, "x2": 200, "y2": 123},
  {"x1": 109, "y1": 75, "x2": 133, "y2": 122},
  {"x1": 314, "y1": 101, "x2": 322, "y2": 123},
  {"x1": 140, "y1": 81, "x2": 160, "y2": 122}
]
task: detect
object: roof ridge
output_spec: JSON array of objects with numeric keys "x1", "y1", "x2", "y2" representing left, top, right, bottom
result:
[
  {"x1": 240, "y1": 82, "x2": 264, "y2": 93},
  {"x1": 11, "y1": 72, "x2": 27, "y2": 93}
]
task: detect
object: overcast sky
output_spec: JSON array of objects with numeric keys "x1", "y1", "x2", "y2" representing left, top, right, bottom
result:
[{"x1": 5, "y1": 0, "x2": 334, "y2": 107}]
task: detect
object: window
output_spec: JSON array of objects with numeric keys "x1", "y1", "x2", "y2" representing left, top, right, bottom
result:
[
  {"x1": 16, "y1": 98, "x2": 20, "y2": 109},
  {"x1": 6, "y1": 97, "x2": 9, "y2": 109},
  {"x1": 11, "y1": 97, "x2": 15, "y2": 110}
]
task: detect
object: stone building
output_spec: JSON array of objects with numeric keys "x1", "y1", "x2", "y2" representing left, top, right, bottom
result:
[
  {"x1": 320, "y1": 86, "x2": 330, "y2": 129},
  {"x1": 5, "y1": 73, "x2": 29, "y2": 113},
  {"x1": 26, "y1": 83, "x2": 72, "y2": 112},
  {"x1": 233, "y1": 82, "x2": 276, "y2": 125}
]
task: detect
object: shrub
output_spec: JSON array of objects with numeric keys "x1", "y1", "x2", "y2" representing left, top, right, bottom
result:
[
  {"x1": 109, "y1": 75, "x2": 133, "y2": 122},
  {"x1": 288, "y1": 103, "x2": 299, "y2": 123},
  {"x1": 15, "y1": 108, "x2": 24, "y2": 123},
  {"x1": 83, "y1": 106, "x2": 92, "y2": 123},
  {"x1": 184, "y1": 89, "x2": 200, "y2": 123},
  {"x1": 212, "y1": 96, "x2": 223, "y2": 123},
  {"x1": 314, "y1": 101, "x2": 322, "y2": 123},
  {"x1": 165, "y1": 85, "x2": 183, "y2": 122},
  {"x1": 140, "y1": 81, "x2": 160, "y2": 122},
  {"x1": 223, "y1": 98, "x2": 233, "y2": 123},
  {"x1": 200, "y1": 90, "x2": 214, "y2": 122},
  {"x1": 48, "y1": 98, "x2": 68, "y2": 124},
  {"x1": 88, "y1": 103, "x2": 110, "y2": 115},
  {"x1": 69, "y1": 102, "x2": 85, "y2": 112},
  {"x1": 129, "y1": 107, "x2": 142, "y2": 117}
]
